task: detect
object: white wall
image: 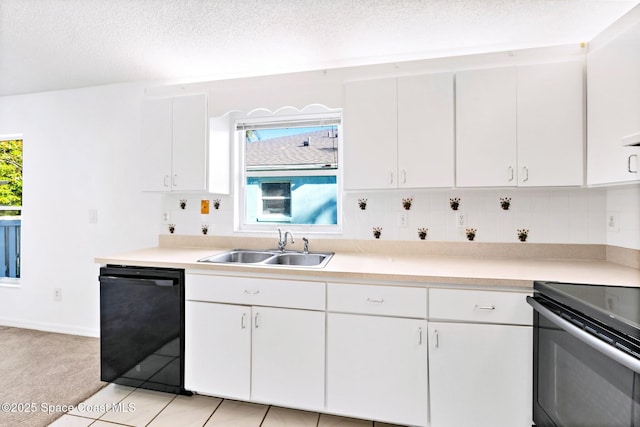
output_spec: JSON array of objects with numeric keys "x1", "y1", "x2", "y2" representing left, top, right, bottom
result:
[{"x1": 0, "y1": 82, "x2": 161, "y2": 336}]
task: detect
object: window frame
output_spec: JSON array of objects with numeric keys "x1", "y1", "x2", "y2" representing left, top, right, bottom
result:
[
  {"x1": 0, "y1": 134, "x2": 22, "y2": 285},
  {"x1": 234, "y1": 111, "x2": 343, "y2": 234}
]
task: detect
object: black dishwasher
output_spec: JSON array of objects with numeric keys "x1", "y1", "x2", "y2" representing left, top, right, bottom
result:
[{"x1": 99, "y1": 265, "x2": 188, "y2": 395}]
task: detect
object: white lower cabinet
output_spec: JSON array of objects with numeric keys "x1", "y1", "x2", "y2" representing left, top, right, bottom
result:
[
  {"x1": 326, "y1": 283, "x2": 429, "y2": 427},
  {"x1": 428, "y1": 289, "x2": 533, "y2": 427},
  {"x1": 186, "y1": 276, "x2": 533, "y2": 426},
  {"x1": 327, "y1": 313, "x2": 429, "y2": 426},
  {"x1": 251, "y1": 306, "x2": 325, "y2": 410},
  {"x1": 185, "y1": 274, "x2": 326, "y2": 412},
  {"x1": 185, "y1": 301, "x2": 251, "y2": 400},
  {"x1": 428, "y1": 322, "x2": 532, "y2": 427}
]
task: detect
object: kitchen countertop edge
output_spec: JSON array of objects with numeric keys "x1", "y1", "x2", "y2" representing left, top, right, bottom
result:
[{"x1": 95, "y1": 245, "x2": 640, "y2": 290}]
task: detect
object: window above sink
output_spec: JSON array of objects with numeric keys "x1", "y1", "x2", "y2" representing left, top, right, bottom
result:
[{"x1": 233, "y1": 105, "x2": 343, "y2": 234}]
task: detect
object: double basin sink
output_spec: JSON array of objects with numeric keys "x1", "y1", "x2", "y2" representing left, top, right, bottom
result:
[{"x1": 198, "y1": 249, "x2": 334, "y2": 268}]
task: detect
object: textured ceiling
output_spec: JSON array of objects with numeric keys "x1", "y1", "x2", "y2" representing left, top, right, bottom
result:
[{"x1": 0, "y1": 0, "x2": 639, "y2": 96}]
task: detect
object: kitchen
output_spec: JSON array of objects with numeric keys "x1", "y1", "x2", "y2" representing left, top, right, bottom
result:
[{"x1": 1, "y1": 1, "x2": 640, "y2": 426}]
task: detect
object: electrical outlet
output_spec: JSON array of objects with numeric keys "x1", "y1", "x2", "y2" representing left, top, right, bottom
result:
[
  {"x1": 54, "y1": 288, "x2": 62, "y2": 302},
  {"x1": 162, "y1": 212, "x2": 170, "y2": 223},
  {"x1": 607, "y1": 211, "x2": 619, "y2": 232},
  {"x1": 456, "y1": 212, "x2": 466, "y2": 229},
  {"x1": 398, "y1": 212, "x2": 408, "y2": 228}
]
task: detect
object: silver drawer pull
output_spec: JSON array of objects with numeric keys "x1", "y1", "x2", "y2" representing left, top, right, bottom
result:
[
  {"x1": 244, "y1": 289, "x2": 260, "y2": 295},
  {"x1": 475, "y1": 304, "x2": 496, "y2": 311},
  {"x1": 366, "y1": 297, "x2": 384, "y2": 303}
]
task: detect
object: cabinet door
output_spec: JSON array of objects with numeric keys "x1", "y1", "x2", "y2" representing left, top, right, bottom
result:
[
  {"x1": 184, "y1": 301, "x2": 251, "y2": 400},
  {"x1": 172, "y1": 94, "x2": 208, "y2": 191},
  {"x1": 251, "y1": 307, "x2": 325, "y2": 411},
  {"x1": 398, "y1": 73, "x2": 454, "y2": 188},
  {"x1": 327, "y1": 313, "x2": 429, "y2": 427},
  {"x1": 517, "y1": 61, "x2": 584, "y2": 186},
  {"x1": 141, "y1": 98, "x2": 172, "y2": 191},
  {"x1": 428, "y1": 322, "x2": 532, "y2": 427},
  {"x1": 587, "y1": 21, "x2": 640, "y2": 185},
  {"x1": 456, "y1": 67, "x2": 517, "y2": 187},
  {"x1": 343, "y1": 78, "x2": 398, "y2": 190}
]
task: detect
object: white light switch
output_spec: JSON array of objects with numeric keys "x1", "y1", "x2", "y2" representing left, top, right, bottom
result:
[{"x1": 88, "y1": 209, "x2": 98, "y2": 224}]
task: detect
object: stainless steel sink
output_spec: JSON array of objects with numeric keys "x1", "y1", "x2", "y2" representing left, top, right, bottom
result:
[
  {"x1": 264, "y1": 252, "x2": 332, "y2": 267},
  {"x1": 198, "y1": 249, "x2": 333, "y2": 268},
  {"x1": 199, "y1": 250, "x2": 277, "y2": 264}
]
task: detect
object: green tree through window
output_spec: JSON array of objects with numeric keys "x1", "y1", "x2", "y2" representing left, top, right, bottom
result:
[
  {"x1": 0, "y1": 139, "x2": 21, "y2": 278},
  {"x1": 0, "y1": 140, "x2": 22, "y2": 212}
]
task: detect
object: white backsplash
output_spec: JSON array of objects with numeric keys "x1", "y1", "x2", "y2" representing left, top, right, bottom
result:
[{"x1": 160, "y1": 187, "x2": 610, "y2": 245}]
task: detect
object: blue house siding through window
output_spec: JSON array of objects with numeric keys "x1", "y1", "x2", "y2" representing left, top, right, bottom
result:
[{"x1": 246, "y1": 176, "x2": 337, "y2": 225}]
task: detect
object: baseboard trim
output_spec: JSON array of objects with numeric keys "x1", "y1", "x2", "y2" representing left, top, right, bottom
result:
[{"x1": 0, "y1": 317, "x2": 99, "y2": 338}]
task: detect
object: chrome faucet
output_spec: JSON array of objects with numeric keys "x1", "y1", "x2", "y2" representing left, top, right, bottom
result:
[
  {"x1": 277, "y1": 228, "x2": 295, "y2": 252},
  {"x1": 302, "y1": 237, "x2": 309, "y2": 254}
]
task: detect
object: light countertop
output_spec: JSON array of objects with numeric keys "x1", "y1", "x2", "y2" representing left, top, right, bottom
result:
[{"x1": 95, "y1": 237, "x2": 640, "y2": 290}]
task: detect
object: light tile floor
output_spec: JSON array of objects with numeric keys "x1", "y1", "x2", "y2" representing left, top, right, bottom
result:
[{"x1": 48, "y1": 384, "x2": 405, "y2": 427}]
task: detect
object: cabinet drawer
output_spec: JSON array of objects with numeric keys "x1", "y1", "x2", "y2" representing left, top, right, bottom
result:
[
  {"x1": 186, "y1": 274, "x2": 325, "y2": 311},
  {"x1": 328, "y1": 283, "x2": 427, "y2": 318},
  {"x1": 429, "y1": 288, "x2": 532, "y2": 325}
]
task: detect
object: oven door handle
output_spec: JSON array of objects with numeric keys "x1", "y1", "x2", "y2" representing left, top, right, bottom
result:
[{"x1": 527, "y1": 296, "x2": 640, "y2": 374}]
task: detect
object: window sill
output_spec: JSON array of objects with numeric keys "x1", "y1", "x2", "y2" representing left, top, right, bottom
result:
[{"x1": 0, "y1": 279, "x2": 20, "y2": 288}]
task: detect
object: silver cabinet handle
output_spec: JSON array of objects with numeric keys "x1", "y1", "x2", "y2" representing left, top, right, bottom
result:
[
  {"x1": 434, "y1": 329, "x2": 439, "y2": 348},
  {"x1": 508, "y1": 166, "x2": 514, "y2": 182},
  {"x1": 629, "y1": 154, "x2": 638, "y2": 173},
  {"x1": 366, "y1": 297, "x2": 384, "y2": 303},
  {"x1": 418, "y1": 327, "x2": 423, "y2": 345},
  {"x1": 241, "y1": 313, "x2": 247, "y2": 329},
  {"x1": 254, "y1": 312, "x2": 260, "y2": 328},
  {"x1": 244, "y1": 289, "x2": 260, "y2": 295},
  {"x1": 163, "y1": 175, "x2": 169, "y2": 187},
  {"x1": 389, "y1": 171, "x2": 394, "y2": 185},
  {"x1": 402, "y1": 169, "x2": 407, "y2": 184},
  {"x1": 172, "y1": 174, "x2": 177, "y2": 187},
  {"x1": 522, "y1": 166, "x2": 529, "y2": 182},
  {"x1": 475, "y1": 304, "x2": 496, "y2": 311}
]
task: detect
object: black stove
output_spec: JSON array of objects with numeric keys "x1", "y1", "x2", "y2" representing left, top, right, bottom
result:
[{"x1": 528, "y1": 281, "x2": 640, "y2": 427}]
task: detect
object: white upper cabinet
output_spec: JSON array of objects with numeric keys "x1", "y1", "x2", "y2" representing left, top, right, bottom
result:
[
  {"x1": 397, "y1": 73, "x2": 455, "y2": 188},
  {"x1": 456, "y1": 62, "x2": 584, "y2": 187},
  {"x1": 141, "y1": 93, "x2": 208, "y2": 192},
  {"x1": 456, "y1": 67, "x2": 518, "y2": 187},
  {"x1": 587, "y1": 20, "x2": 640, "y2": 185},
  {"x1": 517, "y1": 60, "x2": 585, "y2": 187},
  {"x1": 344, "y1": 73, "x2": 454, "y2": 190},
  {"x1": 141, "y1": 97, "x2": 173, "y2": 192},
  {"x1": 344, "y1": 78, "x2": 398, "y2": 190}
]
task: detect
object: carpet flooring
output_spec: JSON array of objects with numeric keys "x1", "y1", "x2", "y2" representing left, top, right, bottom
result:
[{"x1": 0, "y1": 326, "x2": 105, "y2": 427}]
